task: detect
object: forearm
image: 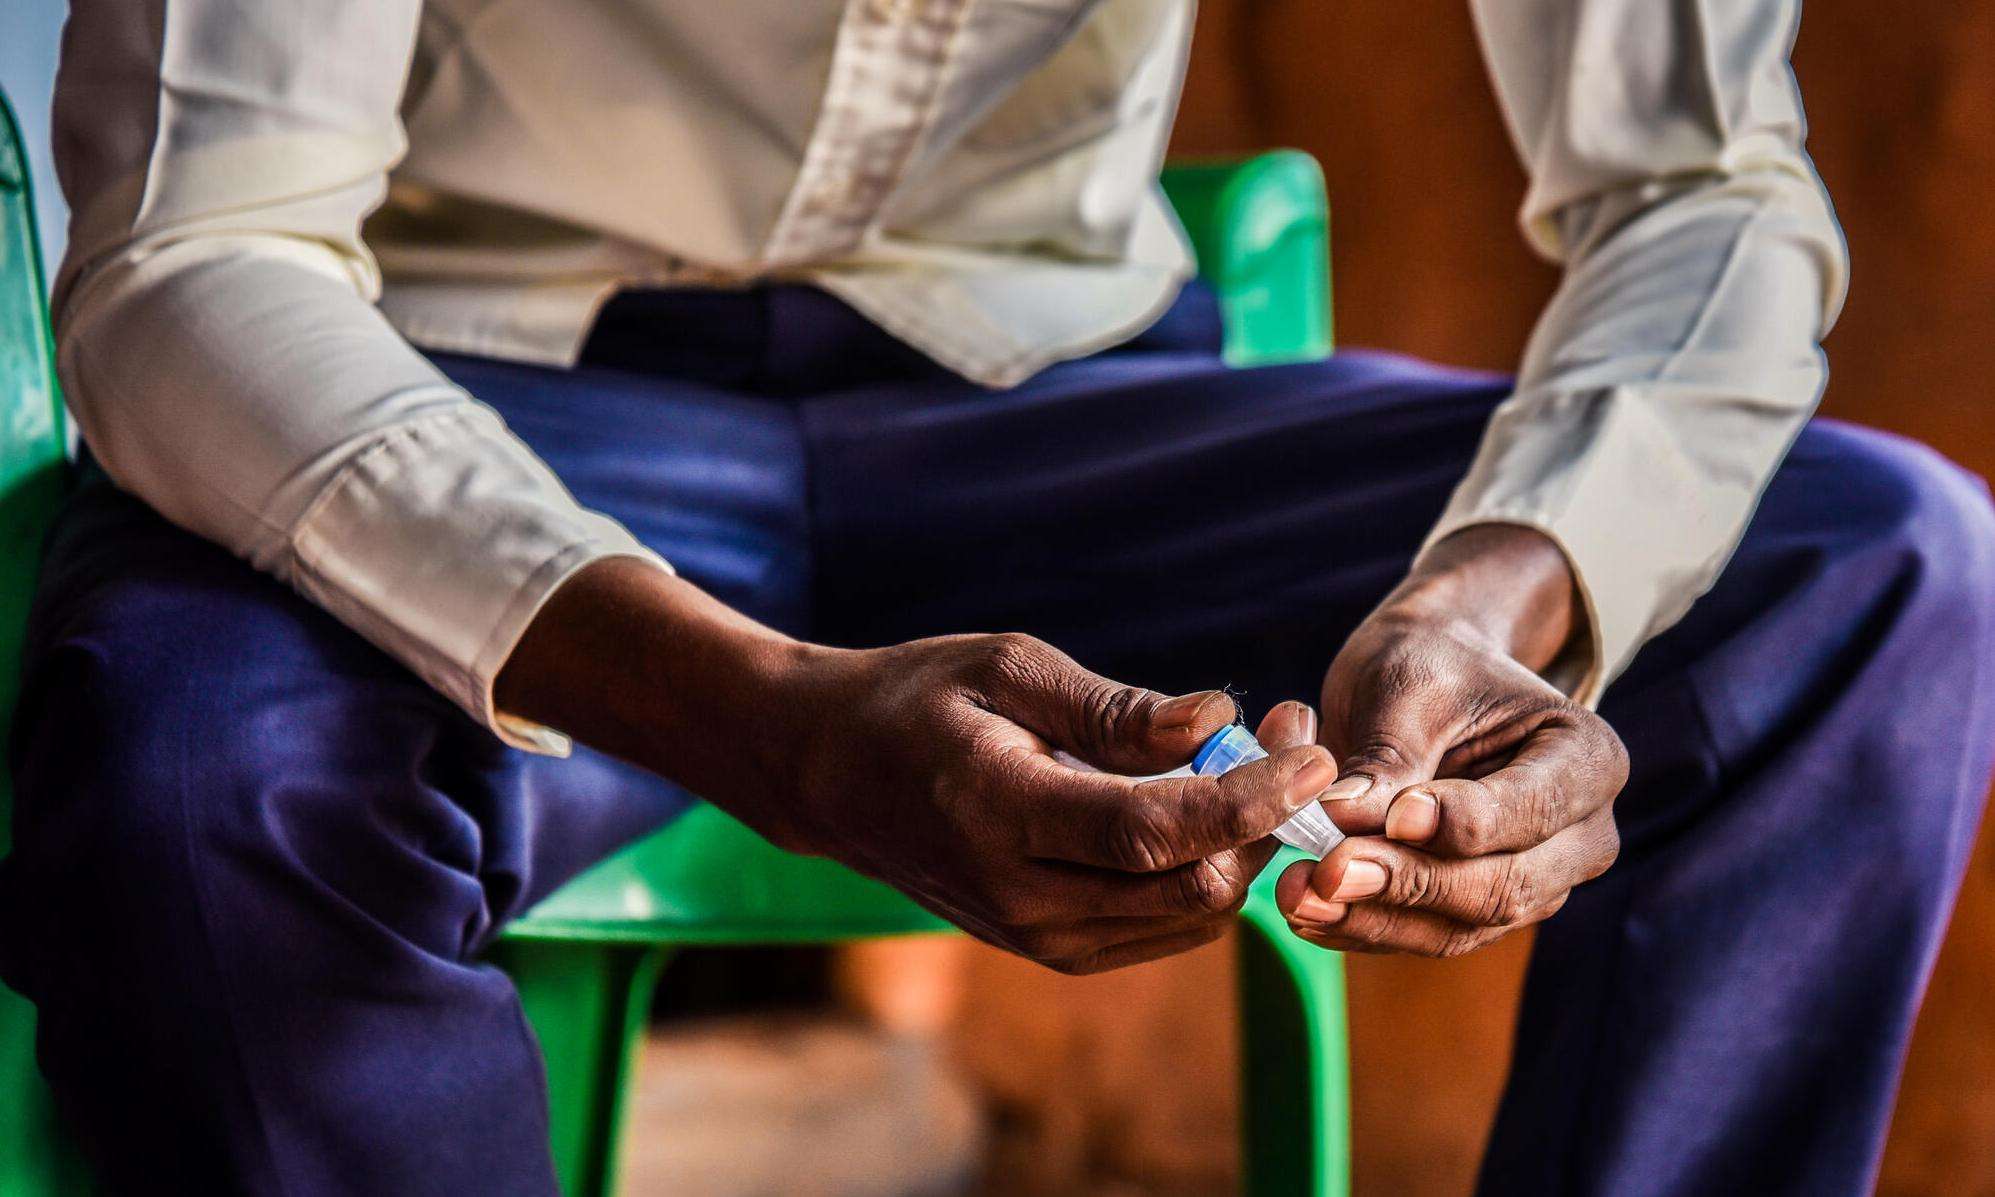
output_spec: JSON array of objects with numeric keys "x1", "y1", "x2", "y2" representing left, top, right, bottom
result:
[
  {"x1": 52, "y1": 0, "x2": 661, "y2": 747},
  {"x1": 1458, "y1": 0, "x2": 1843, "y2": 703},
  {"x1": 495, "y1": 558, "x2": 825, "y2": 805}
]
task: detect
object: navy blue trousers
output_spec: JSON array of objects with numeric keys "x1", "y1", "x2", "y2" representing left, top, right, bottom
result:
[{"x1": 4, "y1": 285, "x2": 1993, "y2": 1195}]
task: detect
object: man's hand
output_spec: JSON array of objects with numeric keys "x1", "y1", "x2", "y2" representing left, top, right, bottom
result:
[
  {"x1": 1278, "y1": 526, "x2": 1629, "y2": 958},
  {"x1": 499, "y1": 560, "x2": 1335, "y2": 973}
]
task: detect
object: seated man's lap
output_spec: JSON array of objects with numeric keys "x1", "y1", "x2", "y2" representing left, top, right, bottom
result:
[
  {"x1": 2, "y1": 341, "x2": 1516, "y2": 1004},
  {"x1": 807, "y1": 346, "x2": 1515, "y2": 702},
  {"x1": 1605, "y1": 419, "x2": 1995, "y2": 830},
  {"x1": 13, "y1": 341, "x2": 1991, "y2": 949}
]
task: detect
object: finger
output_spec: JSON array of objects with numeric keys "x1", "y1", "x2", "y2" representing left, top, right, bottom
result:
[
  {"x1": 1019, "y1": 744, "x2": 1337, "y2": 872},
  {"x1": 1010, "y1": 907, "x2": 1232, "y2": 964},
  {"x1": 1384, "y1": 708, "x2": 1630, "y2": 857},
  {"x1": 1056, "y1": 921, "x2": 1231, "y2": 975},
  {"x1": 1319, "y1": 695, "x2": 1448, "y2": 835},
  {"x1": 975, "y1": 634, "x2": 1235, "y2": 774},
  {"x1": 1286, "y1": 898, "x2": 1529, "y2": 959},
  {"x1": 1274, "y1": 856, "x2": 1320, "y2": 919},
  {"x1": 1014, "y1": 842, "x2": 1276, "y2": 923},
  {"x1": 1254, "y1": 700, "x2": 1320, "y2": 753},
  {"x1": 1302, "y1": 811, "x2": 1619, "y2": 927}
]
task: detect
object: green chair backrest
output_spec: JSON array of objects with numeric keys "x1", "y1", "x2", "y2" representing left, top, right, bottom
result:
[
  {"x1": 0, "y1": 87, "x2": 89, "y2": 1197},
  {"x1": 0, "y1": 91, "x2": 66, "y2": 785},
  {"x1": 1160, "y1": 150, "x2": 1334, "y2": 367}
]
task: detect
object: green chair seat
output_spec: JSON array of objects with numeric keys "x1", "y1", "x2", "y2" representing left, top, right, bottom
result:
[{"x1": 506, "y1": 802, "x2": 950, "y2": 945}]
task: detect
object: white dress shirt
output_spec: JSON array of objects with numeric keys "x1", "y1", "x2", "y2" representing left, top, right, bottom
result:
[{"x1": 49, "y1": 0, "x2": 1845, "y2": 750}]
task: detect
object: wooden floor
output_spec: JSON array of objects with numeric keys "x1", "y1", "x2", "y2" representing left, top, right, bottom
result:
[{"x1": 619, "y1": 1015, "x2": 981, "y2": 1196}]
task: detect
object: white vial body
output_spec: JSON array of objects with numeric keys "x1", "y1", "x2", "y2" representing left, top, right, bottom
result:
[{"x1": 1053, "y1": 725, "x2": 1345, "y2": 858}]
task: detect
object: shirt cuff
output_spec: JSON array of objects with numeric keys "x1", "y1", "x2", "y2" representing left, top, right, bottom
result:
[
  {"x1": 1415, "y1": 378, "x2": 1764, "y2": 708},
  {"x1": 281, "y1": 406, "x2": 673, "y2": 755}
]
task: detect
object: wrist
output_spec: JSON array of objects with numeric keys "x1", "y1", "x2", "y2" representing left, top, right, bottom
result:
[
  {"x1": 1383, "y1": 524, "x2": 1583, "y2": 673},
  {"x1": 496, "y1": 557, "x2": 819, "y2": 792}
]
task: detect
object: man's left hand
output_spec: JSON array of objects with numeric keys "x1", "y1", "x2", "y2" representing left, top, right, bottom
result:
[{"x1": 1277, "y1": 525, "x2": 1629, "y2": 957}]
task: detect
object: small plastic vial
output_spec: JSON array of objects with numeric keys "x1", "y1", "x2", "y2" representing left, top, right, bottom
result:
[{"x1": 1191, "y1": 724, "x2": 1344, "y2": 857}]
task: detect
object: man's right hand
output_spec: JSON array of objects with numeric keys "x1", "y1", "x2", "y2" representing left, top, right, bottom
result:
[{"x1": 498, "y1": 559, "x2": 1336, "y2": 973}]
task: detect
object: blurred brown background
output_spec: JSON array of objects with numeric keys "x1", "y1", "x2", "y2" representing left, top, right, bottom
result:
[{"x1": 915, "y1": 4, "x2": 1995, "y2": 1195}]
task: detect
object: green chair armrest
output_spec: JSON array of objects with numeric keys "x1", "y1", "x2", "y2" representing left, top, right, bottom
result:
[{"x1": 509, "y1": 803, "x2": 949, "y2": 945}]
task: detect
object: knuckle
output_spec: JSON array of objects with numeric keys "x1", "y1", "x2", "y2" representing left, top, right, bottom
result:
[
  {"x1": 1392, "y1": 858, "x2": 1440, "y2": 910},
  {"x1": 1583, "y1": 816, "x2": 1622, "y2": 882},
  {"x1": 1103, "y1": 802, "x2": 1177, "y2": 872},
  {"x1": 978, "y1": 632, "x2": 1052, "y2": 688},
  {"x1": 1088, "y1": 681, "x2": 1147, "y2": 749},
  {"x1": 1451, "y1": 798, "x2": 1500, "y2": 855},
  {"x1": 1437, "y1": 927, "x2": 1487, "y2": 959},
  {"x1": 1579, "y1": 709, "x2": 1632, "y2": 786},
  {"x1": 1521, "y1": 775, "x2": 1567, "y2": 841},
  {"x1": 1346, "y1": 734, "x2": 1417, "y2": 776},
  {"x1": 1177, "y1": 859, "x2": 1247, "y2": 915},
  {"x1": 1490, "y1": 864, "x2": 1538, "y2": 926}
]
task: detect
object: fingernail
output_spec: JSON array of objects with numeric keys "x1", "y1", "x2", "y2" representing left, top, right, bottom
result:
[
  {"x1": 1293, "y1": 894, "x2": 1347, "y2": 924},
  {"x1": 1321, "y1": 776, "x2": 1372, "y2": 804},
  {"x1": 1386, "y1": 789, "x2": 1440, "y2": 843},
  {"x1": 1287, "y1": 758, "x2": 1339, "y2": 806},
  {"x1": 1153, "y1": 691, "x2": 1222, "y2": 732},
  {"x1": 1331, "y1": 859, "x2": 1388, "y2": 901},
  {"x1": 1291, "y1": 704, "x2": 1319, "y2": 745}
]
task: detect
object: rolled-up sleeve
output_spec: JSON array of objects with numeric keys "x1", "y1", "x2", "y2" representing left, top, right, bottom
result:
[
  {"x1": 52, "y1": 0, "x2": 670, "y2": 752},
  {"x1": 1426, "y1": 0, "x2": 1849, "y2": 704}
]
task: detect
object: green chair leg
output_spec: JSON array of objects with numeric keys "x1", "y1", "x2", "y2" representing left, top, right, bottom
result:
[
  {"x1": 0, "y1": 987, "x2": 90, "y2": 1197},
  {"x1": 1237, "y1": 848, "x2": 1352, "y2": 1197},
  {"x1": 491, "y1": 940, "x2": 672, "y2": 1197}
]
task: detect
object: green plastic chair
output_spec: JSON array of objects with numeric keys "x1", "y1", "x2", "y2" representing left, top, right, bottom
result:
[
  {"x1": 0, "y1": 91, "x2": 91, "y2": 1197},
  {"x1": 0, "y1": 78, "x2": 1346, "y2": 1196}
]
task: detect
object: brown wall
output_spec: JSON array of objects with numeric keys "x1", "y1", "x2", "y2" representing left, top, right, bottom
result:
[{"x1": 951, "y1": 4, "x2": 1995, "y2": 1193}]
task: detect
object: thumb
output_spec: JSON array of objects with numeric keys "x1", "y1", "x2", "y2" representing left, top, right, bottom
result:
[
  {"x1": 1067, "y1": 683, "x2": 1237, "y2": 775},
  {"x1": 1321, "y1": 696, "x2": 1445, "y2": 834},
  {"x1": 982, "y1": 637, "x2": 1235, "y2": 774}
]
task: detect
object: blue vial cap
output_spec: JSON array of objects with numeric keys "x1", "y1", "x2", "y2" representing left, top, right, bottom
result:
[{"x1": 1191, "y1": 724, "x2": 1267, "y2": 776}]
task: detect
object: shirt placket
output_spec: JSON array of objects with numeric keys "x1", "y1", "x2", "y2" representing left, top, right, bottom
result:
[{"x1": 761, "y1": 0, "x2": 974, "y2": 266}]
